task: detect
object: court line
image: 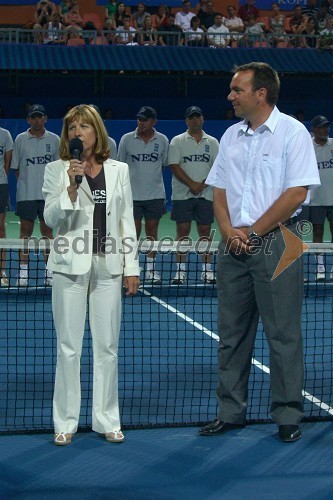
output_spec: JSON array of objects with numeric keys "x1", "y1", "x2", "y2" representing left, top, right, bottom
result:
[{"x1": 140, "y1": 288, "x2": 333, "y2": 417}]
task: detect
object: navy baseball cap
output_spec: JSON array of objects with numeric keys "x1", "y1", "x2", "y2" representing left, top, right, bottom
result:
[
  {"x1": 310, "y1": 115, "x2": 331, "y2": 128},
  {"x1": 28, "y1": 104, "x2": 46, "y2": 117},
  {"x1": 185, "y1": 106, "x2": 203, "y2": 118},
  {"x1": 136, "y1": 106, "x2": 157, "y2": 120}
]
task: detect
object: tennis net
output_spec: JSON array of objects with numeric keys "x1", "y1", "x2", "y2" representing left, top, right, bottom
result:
[{"x1": 0, "y1": 237, "x2": 332, "y2": 433}]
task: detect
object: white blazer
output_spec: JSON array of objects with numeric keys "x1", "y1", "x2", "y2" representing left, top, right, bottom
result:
[{"x1": 42, "y1": 158, "x2": 140, "y2": 277}]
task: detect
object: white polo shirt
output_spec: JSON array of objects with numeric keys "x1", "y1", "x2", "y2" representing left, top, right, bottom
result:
[
  {"x1": 206, "y1": 106, "x2": 320, "y2": 227},
  {"x1": 0, "y1": 127, "x2": 13, "y2": 185},
  {"x1": 310, "y1": 137, "x2": 333, "y2": 206}
]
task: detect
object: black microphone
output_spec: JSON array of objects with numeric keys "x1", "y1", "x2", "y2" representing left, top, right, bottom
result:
[{"x1": 69, "y1": 138, "x2": 83, "y2": 185}]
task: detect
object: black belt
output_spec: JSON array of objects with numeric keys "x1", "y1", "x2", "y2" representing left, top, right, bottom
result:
[{"x1": 263, "y1": 216, "x2": 298, "y2": 238}]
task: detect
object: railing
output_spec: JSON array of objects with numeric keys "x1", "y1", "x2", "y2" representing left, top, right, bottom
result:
[{"x1": 0, "y1": 28, "x2": 332, "y2": 49}]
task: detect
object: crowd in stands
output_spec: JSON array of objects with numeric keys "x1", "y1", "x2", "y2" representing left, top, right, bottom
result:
[{"x1": 2, "y1": 0, "x2": 333, "y2": 48}]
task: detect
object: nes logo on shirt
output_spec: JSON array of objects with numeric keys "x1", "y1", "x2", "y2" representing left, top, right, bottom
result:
[
  {"x1": 91, "y1": 189, "x2": 106, "y2": 204},
  {"x1": 182, "y1": 154, "x2": 211, "y2": 163},
  {"x1": 130, "y1": 153, "x2": 159, "y2": 162}
]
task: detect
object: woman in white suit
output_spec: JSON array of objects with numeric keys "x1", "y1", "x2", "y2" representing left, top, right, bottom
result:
[{"x1": 42, "y1": 105, "x2": 140, "y2": 446}]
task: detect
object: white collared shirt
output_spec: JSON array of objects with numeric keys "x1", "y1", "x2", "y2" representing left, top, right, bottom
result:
[{"x1": 206, "y1": 106, "x2": 320, "y2": 227}]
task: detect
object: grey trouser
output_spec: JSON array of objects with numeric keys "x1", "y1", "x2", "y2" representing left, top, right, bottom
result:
[{"x1": 216, "y1": 226, "x2": 304, "y2": 425}]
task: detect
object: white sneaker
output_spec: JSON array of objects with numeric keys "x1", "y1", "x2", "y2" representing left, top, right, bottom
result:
[
  {"x1": 172, "y1": 270, "x2": 187, "y2": 284},
  {"x1": 45, "y1": 269, "x2": 53, "y2": 286},
  {"x1": 201, "y1": 271, "x2": 216, "y2": 284},
  {"x1": 145, "y1": 270, "x2": 162, "y2": 285},
  {"x1": 316, "y1": 271, "x2": 326, "y2": 282},
  {"x1": 16, "y1": 270, "x2": 28, "y2": 287},
  {"x1": 0, "y1": 272, "x2": 9, "y2": 287}
]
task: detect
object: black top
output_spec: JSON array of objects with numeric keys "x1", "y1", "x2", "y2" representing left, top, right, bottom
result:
[{"x1": 86, "y1": 166, "x2": 107, "y2": 255}]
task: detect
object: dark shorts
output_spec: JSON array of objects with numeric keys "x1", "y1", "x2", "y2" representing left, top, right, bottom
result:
[
  {"x1": 0, "y1": 184, "x2": 8, "y2": 214},
  {"x1": 309, "y1": 206, "x2": 333, "y2": 225},
  {"x1": 133, "y1": 199, "x2": 166, "y2": 221},
  {"x1": 171, "y1": 198, "x2": 214, "y2": 225},
  {"x1": 15, "y1": 200, "x2": 46, "y2": 221}
]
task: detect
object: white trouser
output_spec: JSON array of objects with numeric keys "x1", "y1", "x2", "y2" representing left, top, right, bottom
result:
[{"x1": 52, "y1": 255, "x2": 122, "y2": 434}]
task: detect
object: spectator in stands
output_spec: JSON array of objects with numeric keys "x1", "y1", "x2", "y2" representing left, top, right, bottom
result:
[
  {"x1": 0, "y1": 126, "x2": 13, "y2": 287},
  {"x1": 289, "y1": 6, "x2": 308, "y2": 47},
  {"x1": 63, "y1": 1, "x2": 83, "y2": 29},
  {"x1": 268, "y1": 2, "x2": 286, "y2": 47},
  {"x1": 152, "y1": 4, "x2": 169, "y2": 29},
  {"x1": 138, "y1": 15, "x2": 158, "y2": 45},
  {"x1": 302, "y1": 0, "x2": 320, "y2": 18},
  {"x1": 58, "y1": 0, "x2": 72, "y2": 22},
  {"x1": 175, "y1": 0, "x2": 196, "y2": 32},
  {"x1": 33, "y1": 0, "x2": 57, "y2": 43},
  {"x1": 118, "y1": 106, "x2": 169, "y2": 285},
  {"x1": 114, "y1": 2, "x2": 128, "y2": 28},
  {"x1": 224, "y1": 5, "x2": 244, "y2": 45},
  {"x1": 316, "y1": 1, "x2": 333, "y2": 31},
  {"x1": 43, "y1": 12, "x2": 66, "y2": 44},
  {"x1": 157, "y1": 13, "x2": 184, "y2": 46},
  {"x1": 114, "y1": 14, "x2": 137, "y2": 45},
  {"x1": 132, "y1": 2, "x2": 151, "y2": 30},
  {"x1": 105, "y1": 0, "x2": 118, "y2": 27},
  {"x1": 207, "y1": 13, "x2": 230, "y2": 48},
  {"x1": 238, "y1": 13, "x2": 265, "y2": 46},
  {"x1": 186, "y1": 15, "x2": 205, "y2": 46},
  {"x1": 10, "y1": 104, "x2": 60, "y2": 287},
  {"x1": 238, "y1": 0, "x2": 260, "y2": 26},
  {"x1": 300, "y1": 16, "x2": 319, "y2": 47},
  {"x1": 198, "y1": 1, "x2": 217, "y2": 31},
  {"x1": 309, "y1": 115, "x2": 333, "y2": 281},
  {"x1": 318, "y1": 16, "x2": 333, "y2": 47},
  {"x1": 196, "y1": 0, "x2": 208, "y2": 15},
  {"x1": 168, "y1": 106, "x2": 219, "y2": 285},
  {"x1": 42, "y1": 104, "x2": 139, "y2": 446}
]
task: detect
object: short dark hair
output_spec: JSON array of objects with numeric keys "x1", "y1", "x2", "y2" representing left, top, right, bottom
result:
[{"x1": 233, "y1": 62, "x2": 280, "y2": 106}]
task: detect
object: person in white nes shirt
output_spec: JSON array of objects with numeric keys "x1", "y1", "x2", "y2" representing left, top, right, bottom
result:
[
  {"x1": 0, "y1": 126, "x2": 13, "y2": 287},
  {"x1": 10, "y1": 104, "x2": 60, "y2": 287},
  {"x1": 200, "y1": 62, "x2": 320, "y2": 443}
]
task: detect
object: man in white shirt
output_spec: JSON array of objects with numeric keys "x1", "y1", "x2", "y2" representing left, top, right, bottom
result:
[
  {"x1": 175, "y1": 0, "x2": 195, "y2": 32},
  {"x1": 309, "y1": 115, "x2": 333, "y2": 280},
  {"x1": 224, "y1": 4, "x2": 244, "y2": 44},
  {"x1": 199, "y1": 62, "x2": 320, "y2": 443},
  {"x1": 207, "y1": 13, "x2": 230, "y2": 47}
]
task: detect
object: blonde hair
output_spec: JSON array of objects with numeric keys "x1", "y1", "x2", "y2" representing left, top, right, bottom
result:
[{"x1": 59, "y1": 104, "x2": 110, "y2": 162}]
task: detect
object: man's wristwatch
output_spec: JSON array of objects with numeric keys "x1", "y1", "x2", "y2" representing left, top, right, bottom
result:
[{"x1": 248, "y1": 225, "x2": 260, "y2": 239}]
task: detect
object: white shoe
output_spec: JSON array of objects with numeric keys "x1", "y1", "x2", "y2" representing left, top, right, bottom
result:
[
  {"x1": 16, "y1": 270, "x2": 28, "y2": 287},
  {"x1": 201, "y1": 271, "x2": 216, "y2": 284},
  {"x1": 145, "y1": 270, "x2": 162, "y2": 284},
  {"x1": 0, "y1": 272, "x2": 9, "y2": 287},
  {"x1": 45, "y1": 269, "x2": 53, "y2": 286},
  {"x1": 316, "y1": 271, "x2": 325, "y2": 282},
  {"x1": 172, "y1": 270, "x2": 187, "y2": 284}
]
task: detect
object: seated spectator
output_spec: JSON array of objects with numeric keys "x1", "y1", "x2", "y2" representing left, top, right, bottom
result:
[
  {"x1": 318, "y1": 16, "x2": 333, "y2": 47},
  {"x1": 64, "y1": 1, "x2": 83, "y2": 29},
  {"x1": 268, "y1": 2, "x2": 286, "y2": 47},
  {"x1": 196, "y1": 0, "x2": 208, "y2": 15},
  {"x1": 186, "y1": 15, "x2": 205, "y2": 46},
  {"x1": 175, "y1": 0, "x2": 195, "y2": 32},
  {"x1": 114, "y1": 2, "x2": 128, "y2": 28},
  {"x1": 238, "y1": 13, "x2": 264, "y2": 46},
  {"x1": 43, "y1": 12, "x2": 66, "y2": 44},
  {"x1": 316, "y1": 1, "x2": 333, "y2": 31},
  {"x1": 138, "y1": 15, "x2": 157, "y2": 45},
  {"x1": 207, "y1": 13, "x2": 230, "y2": 48},
  {"x1": 33, "y1": 0, "x2": 57, "y2": 43},
  {"x1": 238, "y1": 0, "x2": 260, "y2": 27},
  {"x1": 58, "y1": 0, "x2": 72, "y2": 22},
  {"x1": 288, "y1": 5, "x2": 307, "y2": 46},
  {"x1": 224, "y1": 5, "x2": 244, "y2": 45},
  {"x1": 132, "y1": 3, "x2": 151, "y2": 30},
  {"x1": 300, "y1": 16, "x2": 318, "y2": 47},
  {"x1": 198, "y1": 1, "x2": 217, "y2": 31},
  {"x1": 66, "y1": 26, "x2": 84, "y2": 45},
  {"x1": 114, "y1": 15, "x2": 137, "y2": 44},
  {"x1": 105, "y1": 0, "x2": 118, "y2": 27},
  {"x1": 157, "y1": 13, "x2": 184, "y2": 45},
  {"x1": 151, "y1": 5, "x2": 169, "y2": 29},
  {"x1": 82, "y1": 20, "x2": 98, "y2": 44}
]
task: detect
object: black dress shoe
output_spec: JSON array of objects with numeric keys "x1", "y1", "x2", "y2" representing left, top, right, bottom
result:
[
  {"x1": 199, "y1": 419, "x2": 245, "y2": 436},
  {"x1": 278, "y1": 425, "x2": 302, "y2": 442}
]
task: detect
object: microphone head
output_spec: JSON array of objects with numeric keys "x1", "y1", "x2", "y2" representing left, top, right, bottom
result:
[{"x1": 69, "y1": 138, "x2": 83, "y2": 155}]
